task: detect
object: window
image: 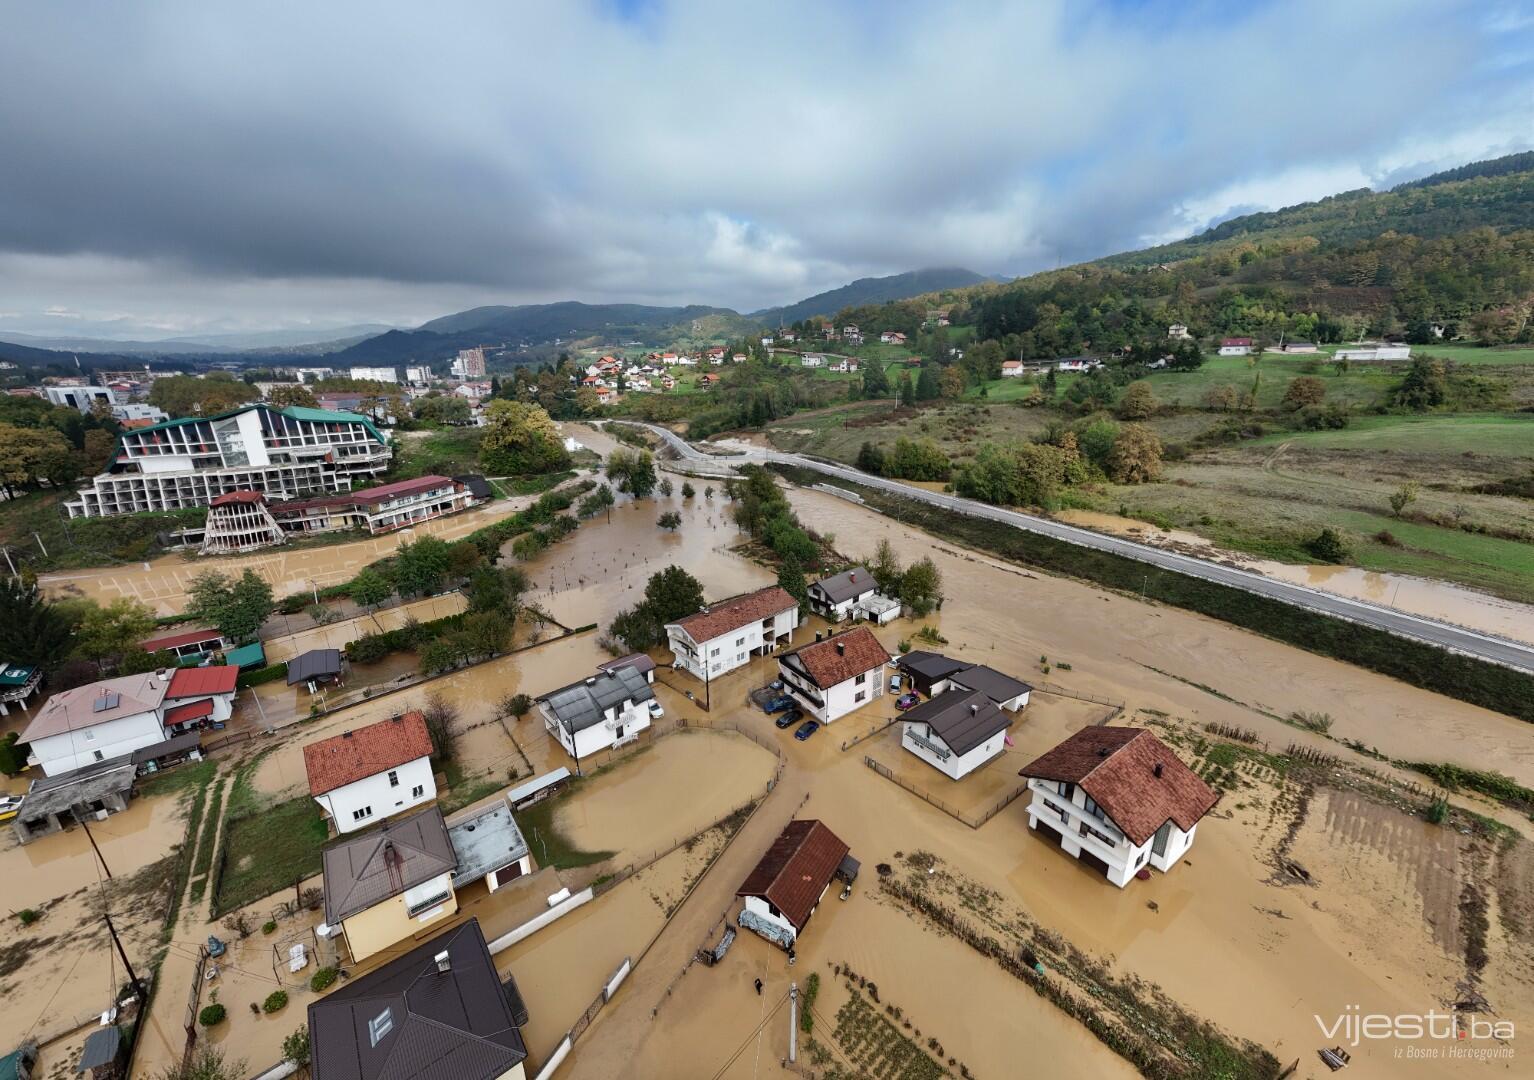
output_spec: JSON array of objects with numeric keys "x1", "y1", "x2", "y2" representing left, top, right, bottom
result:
[
  {"x1": 83, "y1": 728, "x2": 95, "y2": 742},
  {"x1": 411, "y1": 784, "x2": 424, "y2": 798},
  {"x1": 735, "y1": 637, "x2": 745, "y2": 646},
  {"x1": 854, "y1": 691, "x2": 866, "y2": 703},
  {"x1": 855, "y1": 673, "x2": 866, "y2": 685},
  {"x1": 93, "y1": 750, "x2": 105, "y2": 762},
  {"x1": 1056, "y1": 781, "x2": 1074, "y2": 800},
  {"x1": 387, "y1": 770, "x2": 399, "y2": 788},
  {"x1": 352, "y1": 806, "x2": 373, "y2": 822},
  {"x1": 368, "y1": 1008, "x2": 394, "y2": 1047},
  {"x1": 710, "y1": 647, "x2": 720, "y2": 657},
  {"x1": 1083, "y1": 796, "x2": 1107, "y2": 822}
]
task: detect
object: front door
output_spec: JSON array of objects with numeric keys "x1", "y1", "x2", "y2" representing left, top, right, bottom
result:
[{"x1": 1152, "y1": 821, "x2": 1172, "y2": 858}]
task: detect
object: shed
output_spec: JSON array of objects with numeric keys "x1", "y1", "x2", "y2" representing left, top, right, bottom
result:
[
  {"x1": 288, "y1": 649, "x2": 343, "y2": 688},
  {"x1": 224, "y1": 642, "x2": 266, "y2": 670},
  {"x1": 505, "y1": 768, "x2": 571, "y2": 808},
  {"x1": 77, "y1": 1026, "x2": 124, "y2": 1078}
]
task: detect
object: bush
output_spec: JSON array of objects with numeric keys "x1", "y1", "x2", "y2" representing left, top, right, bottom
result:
[
  {"x1": 17, "y1": 908, "x2": 41, "y2": 925},
  {"x1": 237, "y1": 662, "x2": 288, "y2": 689},
  {"x1": 311, "y1": 967, "x2": 339, "y2": 992},
  {"x1": 1303, "y1": 527, "x2": 1351, "y2": 564},
  {"x1": 261, "y1": 920, "x2": 277, "y2": 935},
  {"x1": 1426, "y1": 795, "x2": 1450, "y2": 825},
  {"x1": 199, "y1": 1004, "x2": 227, "y2": 1026},
  {"x1": 263, "y1": 991, "x2": 289, "y2": 1014}
]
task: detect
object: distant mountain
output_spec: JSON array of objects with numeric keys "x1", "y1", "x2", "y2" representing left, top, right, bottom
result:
[
  {"x1": 750, "y1": 268, "x2": 991, "y2": 326},
  {"x1": 416, "y1": 300, "x2": 735, "y2": 339},
  {"x1": 0, "y1": 323, "x2": 395, "y2": 357},
  {"x1": 0, "y1": 337, "x2": 185, "y2": 373}
]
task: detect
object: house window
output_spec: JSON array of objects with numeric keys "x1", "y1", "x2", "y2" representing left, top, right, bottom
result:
[
  {"x1": 387, "y1": 770, "x2": 399, "y2": 788},
  {"x1": 1056, "y1": 781, "x2": 1074, "y2": 800},
  {"x1": 855, "y1": 673, "x2": 866, "y2": 685},
  {"x1": 411, "y1": 784, "x2": 424, "y2": 798},
  {"x1": 83, "y1": 728, "x2": 95, "y2": 742},
  {"x1": 1083, "y1": 795, "x2": 1107, "y2": 822},
  {"x1": 854, "y1": 691, "x2": 866, "y2": 703},
  {"x1": 368, "y1": 1008, "x2": 394, "y2": 1047},
  {"x1": 93, "y1": 750, "x2": 105, "y2": 762},
  {"x1": 710, "y1": 647, "x2": 720, "y2": 657},
  {"x1": 352, "y1": 806, "x2": 373, "y2": 822},
  {"x1": 736, "y1": 637, "x2": 745, "y2": 646}
]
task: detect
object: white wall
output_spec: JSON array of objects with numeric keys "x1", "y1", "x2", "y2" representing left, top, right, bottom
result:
[
  {"x1": 901, "y1": 723, "x2": 1005, "y2": 780},
  {"x1": 317, "y1": 755, "x2": 436, "y2": 834},
  {"x1": 669, "y1": 604, "x2": 797, "y2": 681},
  {"x1": 32, "y1": 711, "x2": 166, "y2": 776},
  {"x1": 743, "y1": 895, "x2": 798, "y2": 942},
  {"x1": 1024, "y1": 781, "x2": 1195, "y2": 888},
  {"x1": 542, "y1": 701, "x2": 652, "y2": 761},
  {"x1": 235, "y1": 407, "x2": 271, "y2": 466}
]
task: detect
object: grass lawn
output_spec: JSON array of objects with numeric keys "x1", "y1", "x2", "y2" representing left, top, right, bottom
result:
[
  {"x1": 0, "y1": 488, "x2": 205, "y2": 573},
  {"x1": 1248, "y1": 414, "x2": 1534, "y2": 457},
  {"x1": 138, "y1": 758, "x2": 217, "y2": 800},
  {"x1": 516, "y1": 782, "x2": 616, "y2": 870},
  {"x1": 391, "y1": 427, "x2": 483, "y2": 478},
  {"x1": 215, "y1": 795, "x2": 329, "y2": 915}
]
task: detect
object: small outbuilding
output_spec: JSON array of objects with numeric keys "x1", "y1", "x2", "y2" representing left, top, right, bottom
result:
[
  {"x1": 446, "y1": 796, "x2": 533, "y2": 893},
  {"x1": 894, "y1": 650, "x2": 970, "y2": 696},
  {"x1": 76, "y1": 1026, "x2": 125, "y2": 1080},
  {"x1": 288, "y1": 649, "x2": 344, "y2": 691},
  {"x1": 947, "y1": 664, "x2": 1033, "y2": 711}
]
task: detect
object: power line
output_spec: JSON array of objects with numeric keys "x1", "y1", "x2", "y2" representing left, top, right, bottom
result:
[{"x1": 705, "y1": 990, "x2": 788, "y2": 1080}]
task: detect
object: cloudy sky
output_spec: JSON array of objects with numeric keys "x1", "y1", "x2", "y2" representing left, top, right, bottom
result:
[{"x1": 1, "y1": 0, "x2": 1531, "y2": 340}]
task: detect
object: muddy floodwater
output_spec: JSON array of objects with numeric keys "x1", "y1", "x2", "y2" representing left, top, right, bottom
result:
[{"x1": 1056, "y1": 507, "x2": 1534, "y2": 645}]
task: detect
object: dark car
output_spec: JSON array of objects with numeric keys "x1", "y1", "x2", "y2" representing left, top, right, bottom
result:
[
  {"x1": 774, "y1": 708, "x2": 803, "y2": 729},
  {"x1": 763, "y1": 695, "x2": 796, "y2": 713},
  {"x1": 895, "y1": 693, "x2": 920, "y2": 710},
  {"x1": 793, "y1": 719, "x2": 821, "y2": 741}
]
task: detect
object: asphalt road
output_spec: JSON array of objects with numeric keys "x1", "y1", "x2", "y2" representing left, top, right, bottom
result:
[{"x1": 623, "y1": 422, "x2": 1534, "y2": 675}]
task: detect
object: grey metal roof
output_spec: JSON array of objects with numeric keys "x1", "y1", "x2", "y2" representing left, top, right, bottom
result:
[
  {"x1": 130, "y1": 731, "x2": 203, "y2": 765},
  {"x1": 17, "y1": 759, "x2": 137, "y2": 820},
  {"x1": 947, "y1": 664, "x2": 1033, "y2": 704},
  {"x1": 895, "y1": 651, "x2": 969, "y2": 681},
  {"x1": 289, "y1": 648, "x2": 343, "y2": 685},
  {"x1": 309, "y1": 919, "x2": 526, "y2": 1080},
  {"x1": 596, "y1": 653, "x2": 656, "y2": 676},
  {"x1": 505, "y1": 768, "x2": 571, "y2": 806},
  {"x1": 77, "y1": 1026, "x2": 122, "y2": 1073},
  {"x1": 446, "y1": 800, "x2": 530, "y2": 889},
  {"x1": 322, "y1": 806, "x2": 457, "y2": 924},
  {"x1": 810, "y1": 566, "x2": 877, "y2": 605},
  {"x1": 537, "y1": 666, "x2": 653, "y2": 734},
  {"x1": 902, "y1": 689, "x2": 1012, "y2": 756}
]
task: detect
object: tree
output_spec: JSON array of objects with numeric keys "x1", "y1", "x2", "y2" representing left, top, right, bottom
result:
[
  {"x1": 658, "y1": 478, "x2": 674, "y2": 497},
  {"x1": 1201, "y1": 384, "x2": 1239, "y2": 411},
  {"x1": 480, "y1": 400, "x2": 570, "y2": 476},
  {"x1": 157, "y1": 1047, "x2": 246, "y2": 1080},
  {"x1": 643, "y1": 565, "x2": 705, "y2": 623},
  {"x1": 72, "y1": 598, "x2": 156, "y2": 670},
  {"x1": 897, "y1": 371, "x2": 916, "y2": 407},
  {"x1": 467, "y1": 565, "x2": 527, "y2": 614},
  {"x1": 498, "y1": 692, "x2": 534, "y2": 720},
  {"x1": 1115, "y1": 380, "x2": 1158, "y2": 420},
  {"x1": 1394, "y1": 357, "x2": 1447, "y2": 410},
  {"x1": 1282, "y1": 376, "x2": 1327, "y2": 408},
  {"x1": 915, "y1": 365, "x2": 941, "y2": 402},
  {"x1": 871, "y1": 539, "x2": 904, "y2": 597},
  {"x1": 1389, "y1": 482, "x2": 1419, "y2": 517},
  {"x1": 81, "y1": 428, "x2": 116, "y2": 473},
  {"x1": 855, "y1": 441, "x2": 885, "y2": 475},
  {"x1": 0, "y1": 578, "x2": 73, "y2": 669},
  {"x1": 1075, "y1": 417, "x2": 1120, "y2": 471},
  {"x1": 349, "y1": 567, "x2": 393, "y2": 610},
  {"x1": 1304, "y1": 527, "x2": 1352, "y2": 564},
  {"x1": 281, "y1": 1026, "x2": 311, "y2": 1077},
  {"x1": 938, "y1": 365, "x2": 967, "y2": 399},
  {"x1": 394, "y1": 536, "x2": 453, "y2": 596},
  {"x1": 899, "y1": 557, "x2": 943, "y2": 616},
  {"x1": 420, "y1": 692, "x2": 458, "y2": 761},
  {"x1": 149, "y1": 374, "x2": 258, "y2": 419},
  {"x1": 885, "y1": 438, "x2": 950, "y2": 481},
  {"x1": 0, "y1": 423, "x2": 77, "y2": 493},
  {"x1": 186, "y1": 569, "x2": 274, "y2": 643},
  {"x1": 1106, "y1": 424, "x2": 1163, "y2": 484},
  {"x1": 776, "y1": 554, "x2": 809, "y2": 610},
  {"x1": 860, "y1": 360, "x2": 890, "y2": 398},
  {"x1": 657, "y1": 511, "x2": 682, "y2": 530},
  {"x1": 266, "y1": 384, "x2": 318, "y2": 409},
  {"x1": 606, "y1": 448, "x2": 657, "y2": 497},
  {"x1": 681, "y1": 482, "x2": 695, "y2": 499},
  {"x1": 577, "y1": 483, "x2": 616, "y2": 522}
]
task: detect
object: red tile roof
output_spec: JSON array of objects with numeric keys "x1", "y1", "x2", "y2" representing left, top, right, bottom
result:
[
  {"x1": 141, "y1": 627, "x2": 224, "y2": 653},
  {"x1": 737, "y1": 819, "x2": 849, "y2": 930},
  {"x1": 670, "y1": 586, "x2": 797, "y2": 644},
  {"x1": 210, "y1": 490, "x2": 267, "y2": 506},
  {"x1": 304, "y1": 712, "x2": 434, "y2": 797},
  {"x1": 166, "y1": 665, "x2": 239, "y2": 698},
  {"x1": 1019, "y1": 727, "x2": 1219, "y2": 846},
  {"x1": 347, "y1": 475, "x2": 458, "y2": 505},
  {"x1": 781, "y1": 627, "x2": 890, "y2": 689},
  {"x1": 164, "y1": 698, "x2": 214, "y2": 725}
]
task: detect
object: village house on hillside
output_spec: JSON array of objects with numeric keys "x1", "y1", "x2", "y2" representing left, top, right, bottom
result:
[
  {"x1": 308, "y1": 919, "x2": 529, "y2": 1080},
  {"x1": 901, "y1": 689, "x2": 1012, "y2": 780},
  {"x1": 737, "y1": 819, "x2": 856, "y2": 949},
  {"x1": 1001, "y1": 359, "x2": 1025, "y2": 377},
  {"x1": 1217, "y1": 336, "x2": 1253, "y2": 356},
  {"x1": 304, "y1": 712, "x2": 437, "y2": 835},
  {"x1": 665, "y1": 585, "x2": 799, "y2": 682},
  {"x1": 322, "y1": 806, "x2": 459, "y2": 963},
  {"x1": 1167, "y1": 324, "x2": 1192, "y2": 340},
  {"x1": 1019, "y1": 727, "x2": 1218, "y2": 887},
  {"x1": 776, "y1": 626, "x2": 892, "y2": 724},
  {"x1": 536, "y1": 663, "x2": 656, "y2": 761}
]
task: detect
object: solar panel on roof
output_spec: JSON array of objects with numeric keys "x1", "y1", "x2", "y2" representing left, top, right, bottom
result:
[{"x1": 92, "y1": 692, "x2": 121, "y2": 712}]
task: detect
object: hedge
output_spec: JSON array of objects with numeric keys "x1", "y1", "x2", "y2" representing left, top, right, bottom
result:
[
  {"x1": 771, "y1": 465, "x2": 1534, "y2": 722},
  {"x1": 237, "y1": 662, "x2": 289, "y2": 689}
]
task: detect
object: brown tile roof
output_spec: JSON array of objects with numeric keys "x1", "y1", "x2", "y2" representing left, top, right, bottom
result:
[
  {"x1": 737, "y1": 819, "x2": 849, "y2": 930},
  {"x1": 305, "y1": 712, "x2": 435, "y2": 797},
  {"x1": 1019, "y1": 727, "x2": 1219, "y2": 846},
  {"x1": 669, "y1": 586, "x2": 797, "y2": 644},
  {"x1": 322, "y1": 806, "x2": 456, "y2": 923},
  {"x1": 781, "y1": 627, "x2": 890, "y2": 689}
]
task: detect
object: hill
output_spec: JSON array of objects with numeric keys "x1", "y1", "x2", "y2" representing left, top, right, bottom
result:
[
  {"x1": 415, "y1": 300, "x2": 736, "y2": 339},
  {"x1": 751, "y1": 267, "x2": 991, "y2": 325}
]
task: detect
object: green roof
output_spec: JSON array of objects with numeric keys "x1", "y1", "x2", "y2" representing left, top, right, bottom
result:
[
  {"x1": 109, "y1": 404, "x2": 388, "y2": 464},
  {"x1": 0, "y1": 663, "x2": 37, "y2": 686},
  {"x1": 225, "y1": 642, "x2": 266, "y2": 669}
]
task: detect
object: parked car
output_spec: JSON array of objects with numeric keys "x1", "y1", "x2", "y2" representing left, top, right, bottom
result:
[
  {"x1": 774, "y1": 708, "x2": 803, "y2": 730},
  {"x1": 888, "y1": 674, "x2": 901, "y2": 693},
  {"x1": 793, "y1": 719, "x2": 821, "y2": 741},
  {"x1": 0, "y1": 793, "x2": 22, "y2": 822},
  {"x1": 895, "y1": 693, "x2": 920, "y2": 710},
  {"x1": 647, "y1": 699, "x2": 665, "y2": 718},
  {"x1": 763, "y1": 695, "x2": 796, "y2": 713}
]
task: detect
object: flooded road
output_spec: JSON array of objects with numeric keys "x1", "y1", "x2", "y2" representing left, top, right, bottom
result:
[{"x1": 1057, "y1": 507, "x2": 1534, "y2": 645}]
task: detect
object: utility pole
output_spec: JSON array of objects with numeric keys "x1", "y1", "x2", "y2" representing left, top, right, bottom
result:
[
  {"x1": 79, "y1": 814, "x2": 113, "y2": 879},
  {"x1": 104, "y1": 913, "x2": 148, "y2": 1005},
  {"x1": 788, "y1": 981, "x2": 798, "y2": 1063},
  {"x1": 32, "y1": 532, "x2": 48, "y2": 558},
  {"x1": 1, "y1": 546, "x2": 15, "y2": 578}
]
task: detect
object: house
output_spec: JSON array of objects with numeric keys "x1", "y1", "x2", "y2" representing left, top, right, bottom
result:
[
  {"x1": 706, "y1": 347, "x2": 726, "y2": 363},
  {"x1": 537, "y1": 664, "x2": 655, "y2": 761},
  {"x1": 288, "y1": 648, "x2": 345, "y2": 692},
  {"x1": 779, "y1": 332, "x2": 797, "y2": 343},
  {"x1": 445, "y1": 797, "x2": 533, "y2": 894},
  {"x1": 821, "y1": 325, "x2": 837, "y2": 340},
  {"x1": 10, "y1": 758, "x2": 137, "y2": 845},
  {"x1": 1001, "y1": 360, "x2": 1025, "y2": 377},
  {"x1": 761, "y1": 336, "x2": 775, "y2": 347},
  {"x1": 879, "y1": 331, "x2": 907, "y2": 345},
  {"x1": 1333, "y1": 343, "x2": 1411, "y2": 361},
  {"x1": 901, "y1": 690, "x2": 1012, "y2": 780},
  {"x1": 305, "y1": 712, "x2": 437, "y2": 835},
  {"x1": 776, "y1": 627, "x2": 891, "y2": 724},
  {"x1": 829, "y1": 357, "x2": 859, "y2": 373},
  {"x1": 1019, "y1": 727, "x2": 1219, "y2": 887},
  {"x1": 800, "y1": 355, "x2": 823, "y2": 368},
  {"x1": 842, "y1": 325, "x2": 859, "y2": 337},
  {"x1": 674, "y1": 354, "x2": 698, "y2": 366},
  {"x1": 893, "y1": 650, "x2": 970, "y2": 697},
  {"x1": 1217, "y1": 337, "x2": 1253, "y2": 356},
  {"x1": 199, "y1": 491, "x2": 289, "y2": 554},
  {"x1": 665, "y1": 585, "x2": 799, "y2": 682},
  {"x1": 731, "y1": 353, "x2": 748, "y2": 364},
  {"x1": 308, "y1": 919, "x2": 528, "y2": 1080},
  {"x1": 1265, "y1": 341, "x2": 1317, "y2": 354},
  {"x1": 1167, "y1": 324, "x2": 1191, "y2": 340},
  {"x1": 737, "y1": 819, "x2": 854, "y2": 949},
  {"x1": 1055, "y1": 356, "x2": 1100, "y2": 372},
  {"x1": 321, "y1": 806, "x2": 459, "y2": 963},
  {"x1": 139, "y1": 627, "x2": 229, "y2": 661},
  {"x1": 21, "y1": 668, "x2": 236, "y2": 776},
  {"x1": 271, "y1": 476, "x2": 477, "y2": 537},
  {"x1": 595, "y1": 387, "x2": 617, "y2": 406},
  {"x1": 806, "y1": 566, "x2": 877, "y2": 621},
  {"x1": 596, "y1": 653, "x2": 657, "y2": 683},
  {"x1": 947, "y1": 664, "x2": 1033, "y2": 711},
  {"x1": 699, "y1": 373, "x2": 720, "y2": 389}
]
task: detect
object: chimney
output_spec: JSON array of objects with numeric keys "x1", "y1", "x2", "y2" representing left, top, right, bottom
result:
[
  {"x1": 607, "y1": 669, "x2": 618, "y2": 679},
  {"x1": 342, "y1": 730, "x2": 353, "y2": 739},
  {"x1": 814, "y1": 632, "x2": 822, "y2": 643},
  {"x1": 835, "y1": 642, "x2": 845, "y2": 656},
  {"x1": 1153, "y1": 762, "x2": 1164, "y2": 778},
  {"x1": 970, "y1": 703, "x2": 978, "y2": 714},
  {"x1": 585, "y1": 676, "x2": 597, "y2": 686},
  {"x1": 434, "y1": 950, "x2": 451, "y2": 973},
  {"x1": 849, "y1": 571, "x2": 856, "y2": 582}
]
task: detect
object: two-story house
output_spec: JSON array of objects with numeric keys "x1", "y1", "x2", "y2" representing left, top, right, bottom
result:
[
  {"x1": 536, "y1": 664, "x2": 656, "y2": 761},
  {"x1": 900, "y1": 690, "x2": 1012, "y2": 780},
  {"x1": 304, "y1": 712, "x2": 437, "y2": 835},
  {"x1": 1019, "y1": 727, "x2": 1219, "y2": 888},
  {"x1": 321, "y1": 805, "x2": 459, "y2": 963},
  {"x1": 776, "y1": 627, "x2": 891, "y2": 724},
  {"x1": 664, "y1": 586, "x2": 798, "y2": 682},
  {"x1": 805, "y1": 567, "x2": 877, "y2": 621}
]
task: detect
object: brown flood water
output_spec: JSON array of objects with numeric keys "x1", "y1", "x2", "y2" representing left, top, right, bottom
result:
[{"x1": 1057, "y1": 507, "x2": 1534, "y2": 645}]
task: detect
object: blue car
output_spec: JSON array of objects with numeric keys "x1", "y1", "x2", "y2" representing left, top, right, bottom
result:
[
  {"x1": 763, "y1": 695, "x2": 796, "y2": 713},
  {"x1": 775, "y1": 708, "x2": 803, "y2": 730},
  {"x1": 793, "y1": 719, "x2": 821, "y2": 741}
]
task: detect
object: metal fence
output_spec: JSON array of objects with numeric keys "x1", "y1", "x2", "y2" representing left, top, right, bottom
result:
[
  {"x1": 180, "y1": 945, "x2": 209, "y2": 1074},
  {"x1": 862, "y1": 755, "x2": 1029, "y2": 829}
]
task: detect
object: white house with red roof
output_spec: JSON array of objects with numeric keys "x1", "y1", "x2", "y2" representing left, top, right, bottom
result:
[
  {"x1": 21, "y1": 666, "x2": 237, "y2": 776},
  {"x1": 1019, "y1": 727, "x2": 1218, "y2": 887},
  {"x1": 304, "y1": 711, "x2": 437, "y2": 834},
  {"x1": 1218, "y1": 337, "x2": 1254, "y2": 356},
  {"x1": 1001, "y1": 359, "x2": 1025, "y2": 377},
  {"x1": 664, "y1": 586, "x2": 799, "y2": 682},
  {"x1": 776, "y1": 627, "x2": 891, "y2": 723}
]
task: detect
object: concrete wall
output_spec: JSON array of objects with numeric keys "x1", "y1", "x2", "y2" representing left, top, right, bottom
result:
[{"x1": 318, "y1": 755, "x2": 436, "y2": 833}]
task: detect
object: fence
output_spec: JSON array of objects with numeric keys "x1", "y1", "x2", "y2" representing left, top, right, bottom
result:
[
  {"x1": 862, "y1": 755, "x2": 1029, "y2": 829},
  {"x1": 180, "y1": 945, "x2": 210, "y2": 1074},
  {"x1": 1032, "y1": 680, "x2": 1125, "y2": 711},
  {"x1": 840, "y1": 715, "x2": 901, "y2": 752}
]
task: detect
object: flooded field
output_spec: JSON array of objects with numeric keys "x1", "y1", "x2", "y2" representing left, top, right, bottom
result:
[{"x1": 1056, "y1": 507, "x2": 1534, "y2": 645}]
